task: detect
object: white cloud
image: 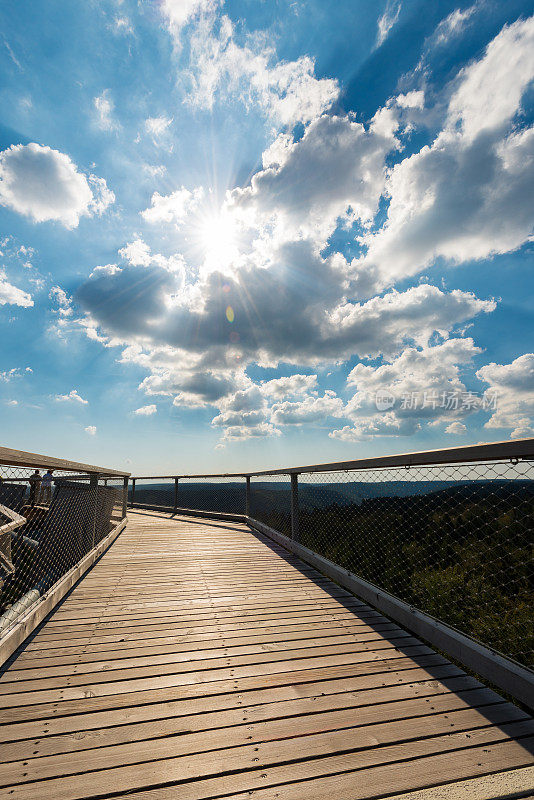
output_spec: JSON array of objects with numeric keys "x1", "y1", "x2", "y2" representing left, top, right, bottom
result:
[
  {"x1": 0, "y1": 271, "x2": 33, "y2": 307},
  {"x1": 359, "y1": 17, "x2": 534, "y2": 289},
  {"x1": 94, "y1": 90, "x2": 119, "y2": 131},
  {"x1": 447, "y1": 16, "x2": 534, "y2": 141},
  {"x1": 434, "y1": 6, "x2": 476, "y2": 46},
  {"x1": 331, "y1": 338, "x2": 483, "y2": 441},
  {"x1": 161, "y1": 0, "x2": 221, "y2": 36},
  {"x1": 376, "y1": 1, "x2": 401, "y2": 48},
  {"x1": 55, "y1": 389, "x2": 88, "y2": 404},
  {"x1": 141, "y1": 187, "x2": 204, "y2": 225},
  {"x1": 261, "y1": 374, "x2": 318, "y2": 399},
  {"x1": 84, "y1": 425, "x2": 97, "y2": 436},
  {"x1": 6, "y1": 399, "x2": 18, "y2": 406},
  {"x1": 476, "y1": 353, "x2": 534, "y2": 436},
  {"x1": 133, "y1": 404, "x2": 157, "y2": 416},
  {"x1": 0, "y1": 367, "x2": 32, "y2": 382},
  {"x1": 270, "y1": 391, "x2": 345, "y2": 425},
  {"x1": 231, "y1": 111, "x2": 398, "y2": 248},
  {"x1": 118, "y1": 238, "x2": 152, "y2": 267},
  {"x1": 395, "y1": 90, "x2": 424, "y2": 109},
  {"x1": 218, "y1": 421, "x2": 280, "y2": 442},
  {"x1": 0, "y1": 143, "x2": 114, "y2": 228},
  {"x1": 145, "y1": 116, "x2": 173, "y2": 144},
  {"x1": 445, "y1": 421, "x2": 467, "y2": 435},
  {"x1": 331, "y1": 414, "x2": 420, "y2": 442},
  {"x1": 185, "y1": 14, "x2": 338, "y2": 126}
]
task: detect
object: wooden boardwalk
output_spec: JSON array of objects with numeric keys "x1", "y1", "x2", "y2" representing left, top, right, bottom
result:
[{"x1": 0, "y1": 510, "x2": 533, "y2": 800}]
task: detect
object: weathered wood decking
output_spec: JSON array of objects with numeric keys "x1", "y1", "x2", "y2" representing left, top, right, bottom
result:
[{"x1": 0, "y1": 510, "x2": 533, "y2": 800}]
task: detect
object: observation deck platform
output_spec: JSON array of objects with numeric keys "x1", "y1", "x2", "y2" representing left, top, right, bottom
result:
[{"x1": 0, "y1": 510, "x2": 533, "y2": 800}]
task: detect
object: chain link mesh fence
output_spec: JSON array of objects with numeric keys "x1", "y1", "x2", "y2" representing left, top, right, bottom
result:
[
  {"x1": 250, "y1": 474, "x2": 292, "y2": 535},
  {"x1": 0, "y1": 463, "x2": 126, "y2": 638},
  {"x1": 130, "y1": 477, "x2": 248, "y2": 515},
  {"x1": 287, "y1": 459, "x2": 532, "y2": 670}
]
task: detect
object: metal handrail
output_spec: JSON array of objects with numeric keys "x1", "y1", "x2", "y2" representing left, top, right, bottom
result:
[
  {"x1": 129, "y1": 437, "x2": 534, "y2": 480},
  {"x1": 0, "y1": 446, "x2": 130, "y2": 477}
]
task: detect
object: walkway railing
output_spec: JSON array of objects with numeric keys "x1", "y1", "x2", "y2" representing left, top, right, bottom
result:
[
  {"x1": 129, "y1": 438, "x2": 534, "y2": 708},
  {"x1": 0, "y1": 446, "x2": 129, "y2": 662}
]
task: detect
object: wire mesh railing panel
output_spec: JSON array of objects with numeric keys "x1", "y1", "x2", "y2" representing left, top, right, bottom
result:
[
  {"x1": 100, "y1": 478, "x2": 125, "y2": 527},
  {"x1": 295, "y1": 460, "x2": 533, "y2": 669},
  {"x1": 178, "y1": 478, "x2": 246, "y2": 515},
  {"x1": 0, "y1": 464, "x2": 127, "y2": 637},
  {"x1": 250, "y1": 474, "x2": 292, "y2": 536},
  {"x1": 129, "y1": 478, "x2": 175, "y2": 510}
]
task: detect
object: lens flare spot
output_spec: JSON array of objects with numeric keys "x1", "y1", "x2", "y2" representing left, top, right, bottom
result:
[{"x1": 226, "y1": 305, "x2": 234, "y2": 323}]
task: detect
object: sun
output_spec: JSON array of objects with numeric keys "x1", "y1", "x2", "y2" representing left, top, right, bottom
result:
[{"x1": 197, "y1": 209, "x2": 240, "y2": 274}]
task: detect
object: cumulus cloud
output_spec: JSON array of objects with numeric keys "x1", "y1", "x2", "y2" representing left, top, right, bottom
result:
[
  {"x1": 55, "y1": 389, "x2": 88, "y2": 404},
  {"x1": 0, "y1": 143, "x2": 114, "y2": 228},
  {"x1": 261, "y1": 374, "x2": 318, "y2": 399},
  {"x1": 445, "y1": 421, "x2": 467, "y2": 435},
  {"x1": 358, "y1": 17, "x2": 534, "y2": 287},
  {"x1": 133, "y1": 404, "x2": 157, "y2": 416},
  {"x1": 331, "y1": 338, "x2": 484, "y2": 440},
  {"x1": 231, "y1": 111, "x2": 398, "y2": 247},
  {"x1": 141, "y1": 187, "x2": 204, "y2": 225},
  {"x1": 477, "y1": 354, "x2": 534, "y2": 437},
  {"x1": 447, "y1": 16, "x2": 534, "y2": 141},
  {"x1": 84, "y1": 425, "x2": 97, "y2": 436},
  {"x1": 0, "y1": 271, "x2": 33, "y2": 307},
  {"x1": 331, "y1": 414, "x2": 419, "y2": 442},
  {"x1": 270, "y1": 391, "x2": 345, "y2": 425}
]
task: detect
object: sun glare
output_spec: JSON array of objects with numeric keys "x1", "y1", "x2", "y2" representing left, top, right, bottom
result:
[{"x1": 197, "y1": 210, "x2": 240, "y2": 274}]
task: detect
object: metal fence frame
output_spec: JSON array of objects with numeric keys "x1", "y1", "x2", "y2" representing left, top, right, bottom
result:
[
  {"x1": 0, "y1": 447, "x2": 130, "y2": 665},
  {"x1": 129, "y1": 437, "x2": 534, "y2": 709}
]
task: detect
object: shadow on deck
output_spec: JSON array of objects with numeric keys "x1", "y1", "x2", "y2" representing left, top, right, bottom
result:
[{"x1": 0, "y1": 510, "x2": 532, "y2": 800}]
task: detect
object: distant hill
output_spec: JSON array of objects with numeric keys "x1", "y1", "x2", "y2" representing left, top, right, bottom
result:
[{"x1": 131, "y1": 479, "x2": 534, "y2": 515}]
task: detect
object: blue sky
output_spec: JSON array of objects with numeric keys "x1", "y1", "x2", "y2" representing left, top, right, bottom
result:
[{"x1": 0, "y1": 0, "x2": 533, "y2": 474}]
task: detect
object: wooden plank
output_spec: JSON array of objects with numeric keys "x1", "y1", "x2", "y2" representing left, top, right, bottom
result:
[
  {"x1": 0, "y1": 698, "x2": 526, "y2": 786},
  {"x1": 0, "y1": 637, "x2": 424, "y2": 690},
  {"x1": 0, "y1": 674, "x2": 482, "y2": 754},
  {"x1": 1, "y1": 723, "x2": 532, "y2": 800},
  {"x1": 0, "y1": 660, "x2": 461, "y2": 726},
  {"x1": 0, "y1": 511, "x2": 531, "y2": 800}
]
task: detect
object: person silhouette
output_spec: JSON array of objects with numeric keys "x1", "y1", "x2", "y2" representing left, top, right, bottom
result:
[
  {"x1": 41, "y1": 469, "x2": 54, "y2": 505},
  {"x1": 28, "y1": 469, "x2": 41, "y2": 506}
]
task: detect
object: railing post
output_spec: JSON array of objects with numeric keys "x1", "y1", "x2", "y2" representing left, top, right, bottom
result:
[
  {"x1": 90, "y1": 473, "x2": 99, "y2": 549},
  {"x1": 173, "y1": 477, "x2": 179, "y2": 514},
  {"x1": 121, "y1": 477, "x2": 128, "y2": 519},
  {"x1": 245, "y1": 476, "x2": 250, "y2": 516},
  {"x1": 290, "y1": 473, "x2": 299, "y2": 542},
  {"x1": 130, "y1": 478, "x2": 136, "y2": 508}
]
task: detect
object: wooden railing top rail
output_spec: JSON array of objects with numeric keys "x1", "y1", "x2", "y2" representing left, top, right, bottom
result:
[
  {"x1": 130, "y1": 437, "x2": 534, "y2": 480},
  {"x1": 0, "y1": 446, "x2": 130, "y2": 477}
]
